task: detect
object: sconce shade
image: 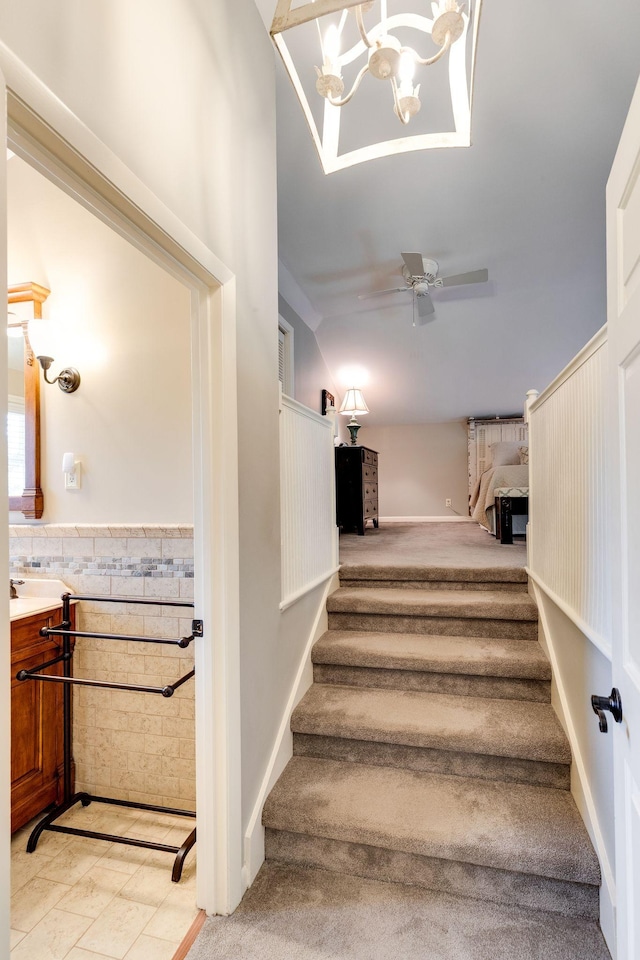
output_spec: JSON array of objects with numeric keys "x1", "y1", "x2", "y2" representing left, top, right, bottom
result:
[{"x1": 340, "y1": 388, "x2": 369, "y2": 416}]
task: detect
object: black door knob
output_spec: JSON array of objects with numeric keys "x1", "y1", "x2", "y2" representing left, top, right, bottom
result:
[{"x1": 591, "y1": 688, "x2": 623, "y2": 733}]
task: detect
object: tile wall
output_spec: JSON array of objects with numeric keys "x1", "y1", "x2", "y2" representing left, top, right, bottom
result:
[{"x1": 9, "y1": 525, "x2": 196, "y2": 811}]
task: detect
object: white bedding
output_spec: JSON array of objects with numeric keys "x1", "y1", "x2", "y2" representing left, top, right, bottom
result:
[{"x1": 470, "y1": 464, "x2": 529, "y2": 531}]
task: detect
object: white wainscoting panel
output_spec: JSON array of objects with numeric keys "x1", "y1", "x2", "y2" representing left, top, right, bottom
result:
[
  {"x1": 528, "y1": 328, "x2": 611, "y2": 655},
  {"x1": 280, "y1": 394, "x2": 338, "y2": 608}
]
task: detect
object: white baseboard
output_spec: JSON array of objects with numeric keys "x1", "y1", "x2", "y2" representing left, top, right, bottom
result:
[
  {"x1": 379, "y1": 516, "x2": 474, "y2": 523},
  {"x1": 242, "y1": 572, "x2": 340, "y2": 889},
  {"x1": 530, "y1": 581, "x2": 616, "y2": 957}
]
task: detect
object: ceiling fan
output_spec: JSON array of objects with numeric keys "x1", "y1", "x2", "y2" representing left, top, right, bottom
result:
[{"x1": 358, "y1": 252, "x2": 489, "y2": 325}]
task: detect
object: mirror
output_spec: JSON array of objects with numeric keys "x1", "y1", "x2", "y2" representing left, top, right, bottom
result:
[{"x1": 7, "y1": 282, "x2": 46, "y2": 519}]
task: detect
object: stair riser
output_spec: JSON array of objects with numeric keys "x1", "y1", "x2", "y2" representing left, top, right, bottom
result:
[
  {"x1": 293, "y1": 734, "x2": 570, "y2": 790},
  {"x1": 313, "y1": 663, "x2": 551, "y2": 702},
  {"x1": 265, "y1": 829, "x2": 599, "y2": 921},
  {"x1": 340, "y1": 579, "x2": 528, "y2": 592},
  {"x1": 328, "y1": 612, "x2": 538, "y2": 640}
]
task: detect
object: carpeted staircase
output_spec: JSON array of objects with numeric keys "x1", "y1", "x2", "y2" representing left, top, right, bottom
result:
[{"x1": 263, "y1": 564, "x2": 601, "y2": 921}]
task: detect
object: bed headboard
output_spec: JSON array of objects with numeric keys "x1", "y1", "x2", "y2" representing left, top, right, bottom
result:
[{"x1": 467, "y1": 417, "x2": 528, "y2": 501}]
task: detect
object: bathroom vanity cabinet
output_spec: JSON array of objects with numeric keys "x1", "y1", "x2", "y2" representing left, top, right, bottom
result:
[{"x1": 11, "y1": 605, "x2": 76, "y2": 832}]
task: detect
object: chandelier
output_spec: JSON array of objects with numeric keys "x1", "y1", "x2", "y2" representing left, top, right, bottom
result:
[{"x1": 270, "y1": 0, "x2": 482, "y2": 174}]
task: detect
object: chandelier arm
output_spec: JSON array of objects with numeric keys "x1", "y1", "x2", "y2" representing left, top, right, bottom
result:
[
  {"x1": 413, "y1": 31, "x2": 452, "y2": 67},
  {"x1": 355, "y1": 5, "x2": 374, "y2": 48},
  {"x1": 390, "y1": 76, "x2": 410, "y2": 125},
  {"x1": 327, "y1": 63, "x2": 370, "y2": 106}
]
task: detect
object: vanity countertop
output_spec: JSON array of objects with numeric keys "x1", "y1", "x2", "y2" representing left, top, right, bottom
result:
[{"x1": 10, "y1": 579, "x2": 77, "y2": 623}]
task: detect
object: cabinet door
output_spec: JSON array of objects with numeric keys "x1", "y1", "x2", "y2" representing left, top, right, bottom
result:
[{"x1": 11, "y1": 613, "x2": 66, "y2": 832}]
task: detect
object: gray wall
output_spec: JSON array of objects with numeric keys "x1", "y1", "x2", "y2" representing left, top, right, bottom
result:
[
  {"x1": 279, "y1": 295, "x2": 338, "y2": 415},
  {"x1": 359, "y1": 421, "x2": 469, "y2": 518}
]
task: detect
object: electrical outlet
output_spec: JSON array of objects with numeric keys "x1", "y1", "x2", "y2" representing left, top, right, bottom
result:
[
  {"x1": 445, "y1": 498, "x2": 452, "y2": 508},
  {"x1": 65, "y1": 463, "x2": 82, "y2": 490}
]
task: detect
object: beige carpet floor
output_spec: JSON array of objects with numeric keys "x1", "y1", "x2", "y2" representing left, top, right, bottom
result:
[
  {"x1": 339, "y1": 521, "x2": 526, "y2": 568},
  {"x1": 186, "y1": 863, "x2": 609, "y2": 960}
]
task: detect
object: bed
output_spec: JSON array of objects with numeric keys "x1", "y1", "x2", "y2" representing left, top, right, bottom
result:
[
  {"x1": 468, "y1": 430, "x2": 529, "y2": 542},
  {"x1": 470, "y1": 463, "x2": 529, "y2": 543}
]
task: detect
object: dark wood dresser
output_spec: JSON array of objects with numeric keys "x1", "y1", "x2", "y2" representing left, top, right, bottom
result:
[{"x1": 335, "y1": 445, "x2": 379, "y2": 535}]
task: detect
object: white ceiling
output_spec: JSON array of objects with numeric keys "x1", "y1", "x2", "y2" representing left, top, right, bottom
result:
[{"x1": 255, "y1": 1, "x2": 640, "y2": 425}]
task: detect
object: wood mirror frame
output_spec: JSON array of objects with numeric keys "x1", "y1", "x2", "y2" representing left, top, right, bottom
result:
[{"x1": 8, "y1": 282, "x2": 48, "y2": 519}]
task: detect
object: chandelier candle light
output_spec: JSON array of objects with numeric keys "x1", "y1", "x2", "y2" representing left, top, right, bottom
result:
[
  {"x1": 340, "y1": 387, "x2": 369, "y2": 444},
  {"x1": 270, "y1": 0, "x2": 482, "y2": 173}
]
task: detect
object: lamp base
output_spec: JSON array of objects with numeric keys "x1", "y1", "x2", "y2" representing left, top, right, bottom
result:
[{"x1": 347, "y1": 416, "x2": 361, "y2": 445}]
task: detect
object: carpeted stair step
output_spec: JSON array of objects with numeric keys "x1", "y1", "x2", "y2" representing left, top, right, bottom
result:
[
  {"x1": 339, "y1": 564, "x2": 529, "y2": 592},
  {"x1": 263, "y1": 756, "x2": 600, "y2": 919},
  {"x1": 190, "y1": 862, "x2": 610, "y2": 960},
  {"x1": 292, "y1": 684, "x2": 570, "y2": 789},
  {"x1": 327, "y1": 587, "x2": 539, "y2": 640},
  {"x1": 312, "y1": 629, "x2": 551, "y2": 702}
]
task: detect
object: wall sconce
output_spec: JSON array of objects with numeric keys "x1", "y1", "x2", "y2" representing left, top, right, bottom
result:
[
  {"x1": 36, "y1": 356, "x2": 81, "y2": 394},
  {"x1": 340, "y1": 387, "x2": 369, "y2": 444}
]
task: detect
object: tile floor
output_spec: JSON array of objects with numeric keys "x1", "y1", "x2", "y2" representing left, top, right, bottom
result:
[{"x1": 10, "y1": 804, "x2": 199, "y2": 960}]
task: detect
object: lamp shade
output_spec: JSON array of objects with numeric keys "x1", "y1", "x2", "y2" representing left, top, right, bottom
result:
[{"x1": 340, "y1": 388, "x2": 369, "y2": 416}]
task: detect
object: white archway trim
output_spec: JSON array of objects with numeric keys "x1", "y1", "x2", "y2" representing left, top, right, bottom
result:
[{"x1": 0, "y1": 42, "x2": 242, "y2": 916}]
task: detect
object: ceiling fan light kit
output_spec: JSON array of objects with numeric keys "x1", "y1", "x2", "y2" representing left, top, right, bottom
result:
[{"x1": 270, "y1": 0, "x2": 482, "y2": 174}]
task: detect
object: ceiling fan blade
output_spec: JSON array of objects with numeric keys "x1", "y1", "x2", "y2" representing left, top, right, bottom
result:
[
  {"x1": 439, "y1": 268, "x2": 489, "y2": 287},
  {"x1": 358, "y1": 287, "x2": 409, "y2": 301},
  {"x1": 417, "y1": 290, "x2": 435, "y2": 319},
  {"x1": 401, "y1": 251, "x2": 426, "y2": 278}
]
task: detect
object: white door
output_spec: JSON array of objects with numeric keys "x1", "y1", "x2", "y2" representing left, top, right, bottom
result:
[{"x1": 607, "y1": 73, "x2": 640, "y2": 960}]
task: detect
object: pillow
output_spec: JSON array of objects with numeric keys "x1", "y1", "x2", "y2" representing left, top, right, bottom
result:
[
  {"x1": 488, "y1": 441, "x2": 522, "y2": 467},
  {"x1": 518, "y1": 445, "x2": 529, "y2": 465}
]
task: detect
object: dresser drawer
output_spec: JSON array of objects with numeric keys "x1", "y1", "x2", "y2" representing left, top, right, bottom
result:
[
  {"x1": 363, "y1": 449, "x2": 377, "y2": 465},
  {"x1": 363, "y1": 464, "x2": 378, "y2": 482},
  {"x1": 363, "y1": 483, "x2": 378, "y2": 502},
  {"x1": 364, "y1": 500, "x2": 378, "y2": 519}
]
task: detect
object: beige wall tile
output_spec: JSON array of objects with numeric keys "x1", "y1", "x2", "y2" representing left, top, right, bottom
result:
[
  {"x1": 63, "y1": 538, "x2": 95, "y2": 556},
  {"x1": 179, "y1": 740, "x2": 196, "y2": 761},
  {"x1": 9, "y1": 537, "x2": 33, "y2": 554},
  {"x1": 93, "y1": 537, "x2": 128, "y2": 558},
  {"x1": 161, "y1": 538, "x2": 194, "y2": 559},
  {"x1": 76, "y1": 574, "x2": 113, "y2": 595},
  {"x1": 108, "y1": 526, "x2": 147, "y2": 538},
  {"x1": 108, "y1": 614, "x2": 146, "y2": 636},
  {"x1": 161, "y1": 757, "x2": 194, "y2": 781},
  {"x1": 143, "y1": 577, "x2": 180, "y2": 599},
  {"x1": 162, "y1": 718, "x2": 194, "y2": 741},
  {"x1": 179, "y1": 578, "x2": 195, "y2": 599},
  {"x1": 29, "y1": 537, "x2": 62, "y2": 556},
  {"x1": 144, "y1": 735, "x2": 182, "y2": 758},
  {"x1": 143, "y1": 617, "x2": 179, "y2": 639},
  {"x1": 126, "y1": 537, "x2": 162, "y2": 556},
  {"x1": 110, "y1": 576, "x2": 146, "y2": 596}
]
